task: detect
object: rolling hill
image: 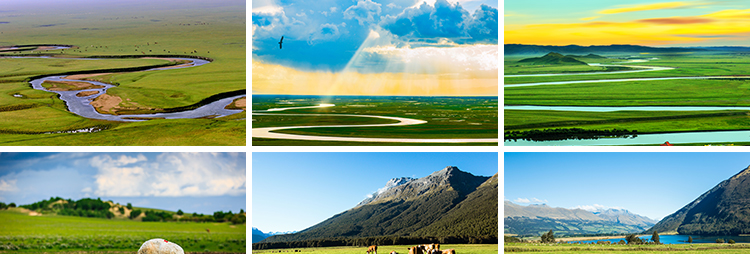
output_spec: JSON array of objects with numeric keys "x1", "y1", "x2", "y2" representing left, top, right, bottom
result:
[
  {"x1": 517, "y1": 52, "x2": 587, "y2": 65},
  {"x1": 259, "y1": 166, "x2": 498, "y2": 244},
  {"x1": 648, "y1": 165, "x2": 750, "y2": 235},
  {"x1": 505, "y1": 44, "x2": 706, "y2": 56}
]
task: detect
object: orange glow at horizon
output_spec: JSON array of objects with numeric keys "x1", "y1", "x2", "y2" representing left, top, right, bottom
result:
[
  {"x1": 252, "y1": 60, "x2": 498, "y2": 96},
  {"x1": 505, "y1": 8, "x2": 750, "y2": 46}
]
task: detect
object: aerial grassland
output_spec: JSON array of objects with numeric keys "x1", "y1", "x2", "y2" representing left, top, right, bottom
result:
[
  {"x1": 0, "y1": 1, "x2": 245, "y2": 145},
  {"x1": 252, "y1": 96, "x2": 498, "y2": 145},
  {"x1": 504, "y1": 51, "x2": 750, "y2": 144}
]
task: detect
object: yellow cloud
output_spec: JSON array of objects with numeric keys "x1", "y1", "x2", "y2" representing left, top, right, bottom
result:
[
  {"x1": 599, "y1": 1, "x2": 692, "y2": 14},
  {"x1": 506, "y1": 8, "x2": 750, "y2": 46},
  {"x1": 580, "y1": 16, "x2": 600, "y2": 21},
  {"x1": 252, "y1": 60, "x2": 498, "y2": 96}
]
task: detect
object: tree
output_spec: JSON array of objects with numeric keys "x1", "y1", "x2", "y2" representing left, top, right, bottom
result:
[
  {"x1": 118, "y1": 207, "x2": 125, "y2": 214},
  {"x1": 625, "y1": 234, "x2": 643, "y2": 245},
  {"x1": 651, "y1": 231, "x2": 660, "y2": 244},
  {"x1": 127, "y1": 203, "x2": 133, "y2": 210},
  {"x1": 177, "y1": 209, "x2": 184, "y2": 215},
  {"x1": 688, "y1": 236, "x2": 693, "y2": 243},
  {"x1": 240, "y1": 209, "x2": 244, "y2": 214},
  {"x1": 9, "y1": 203, "x2": 15, "y2": 208},
  {"x1": 130, "y1": 210, "x2": 142, "y2": 219},
  {"x1": 716, "y1": 238, "x2": 725, "y2": 243},
  {"x1": 541, "y1": 230, "x2": 555, "y2": 243},
  {"x1": 729, "y1": 239, "x2": 735, "y2": 244}
]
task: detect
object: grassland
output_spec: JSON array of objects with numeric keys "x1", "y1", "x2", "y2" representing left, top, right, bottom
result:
[
  {"x1": 253, "y1": 244, "x2": 497, "y2": 254},
  {"x1": 504, "y1": 51, "x2": 750, "y2": 144},
  {"x1": 505, "y1": 242, "x2": 750, "y2": 254},
  {"x1": 252, "y1": 95, "x2": 498, "y2": 145},
  {"x1": 0, "y1": 209, "x2": 245, "y2": 253},
  {"x1": 0, "y1": 1, "x2": 245, "y2": 145}
]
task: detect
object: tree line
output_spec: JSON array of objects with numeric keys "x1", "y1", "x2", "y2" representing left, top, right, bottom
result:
[
  {"x1": 14, "y1": 197, "x2": 245, "y2": 224},
  {"x1": 505, "y1": 128, "x2": 638, "y2": 142},
  {"x1": 253, "y1": 235, "x2": 497, "y2": 250}
]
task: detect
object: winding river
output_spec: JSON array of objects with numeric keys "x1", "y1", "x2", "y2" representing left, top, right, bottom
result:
[
  {"x1": 2, "y1": 45, "x2": 244, "y2": 122},
  {"x1": 505, "y1": 58, "x2": 750, "y2": 145},
  {"x1": 252, "y1": 104, "x2": 498, "y2": 143}
]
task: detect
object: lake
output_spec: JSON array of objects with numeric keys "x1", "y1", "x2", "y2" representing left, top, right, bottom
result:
[{"x1": 571, "y1": 235, "x2": 750, "y2": 244}]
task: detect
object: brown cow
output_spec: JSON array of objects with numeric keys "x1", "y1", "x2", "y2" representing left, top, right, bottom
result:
[
  {"x1": 407, "y1": 246, "x2": 423, "y2": 254},
  {"x1": 367, "y1": 245, "x2": 377, "y2": 254},
  {"x1": 442, "y1": 249, "x2": 455, "y2": 254}
]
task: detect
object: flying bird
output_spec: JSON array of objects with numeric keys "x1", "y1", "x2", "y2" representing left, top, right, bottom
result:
[{"x1": 279, "y1": 36, "x2": 284, "y2": 49}]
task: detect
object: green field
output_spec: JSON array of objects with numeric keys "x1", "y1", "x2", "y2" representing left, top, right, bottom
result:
[
  {"x1": 0, "y1": 209, "x2": 245, "y2": 253},
  {"x1": 504, "y1": 51, "x2": 750, "y2": 144},
  {"x1": 254, "y1": 244, "x2": 497, "y2": 254},
  {"x1": 0, "y1": 1, "x2": 245, "y2": 145},
  {"x1": 252, "y1": 95, "x2": 498, "y2": 145},
  {"x1": 505, "y1": 242, "x2": 750, "y2": 254}
]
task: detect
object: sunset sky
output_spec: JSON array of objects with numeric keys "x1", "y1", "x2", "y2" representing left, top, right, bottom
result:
[
  {"x1": 506, "y1": 1, "x2": 750, "y2": 46},
  {"x1": 251, "y1": 0, "x2": 498, "y2": 96}
]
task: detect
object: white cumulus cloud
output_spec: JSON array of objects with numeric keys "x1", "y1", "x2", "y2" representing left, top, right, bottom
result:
[
  {"x1": 0, "y1": 179, "x2": 18, "y2": 192},
  {"x1": 91, "y1": 153, "x2": 245, "y2": 197}
]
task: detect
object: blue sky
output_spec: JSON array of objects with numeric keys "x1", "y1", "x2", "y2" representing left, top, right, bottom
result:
[
  {"x1": 252, "y1": 152, "x2": 498, "y2": 233},
  {"x1": 0, "y1": 153, "x2": 246, "y2": 214},
  {"x1": 505, "y1": 152, "x2": 750, "y2": 221},
  {"x1": 252, "y1": 0, "x2": 498, "y2": 72}
]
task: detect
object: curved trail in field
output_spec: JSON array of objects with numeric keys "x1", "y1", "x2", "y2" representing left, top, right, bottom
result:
[
  {"x1": 505, "y1": 75, "x2": 749, "y2": 88},
  {"x1": 505, "y1": 62, "x2": 674, "y2": 78},
  {"x1": 252, "y1": 104, "x2": 498, "y2": 143},
  {"x1": 2, "y1": 45, "x2": 244, "y2": 122}
]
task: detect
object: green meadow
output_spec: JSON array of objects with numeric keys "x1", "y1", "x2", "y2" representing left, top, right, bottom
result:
[
  {"x1": 253, "y1": 244, "x2": 497, "y2": 254},
  {"x1": 505, "y1": 242, "x2": 750, "y2": 254},
  {"x1": 504, "y1": 51, "x2": 750, "y2": 144},
  {"x1": 0, "y1": 209, "x2": 245, "y2": 253},
  {"x1": 0, "y1": 1, "x2": 245, "y2": 145},
  {"x1": 252, "y1": 96, "x2": 498, "y2": 145}
]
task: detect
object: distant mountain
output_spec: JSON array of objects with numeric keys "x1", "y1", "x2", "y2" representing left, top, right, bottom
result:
[
  {"x1": 260, "y1": 166, "x2": 497, "y2": 243},
  {"x1": 504, "y1": 201, "x2": 656, "y2": 236},
  {"x1": 649, "y1": 165, "x2": 750, "y2": 235},
  {"x1": 253, "y1": 228, "x2": 299, "y2": 243},
  {"x1": 505, "y1": 44, "x2": 707, "y2": 56},
  {"x1": 252, "y1": 227, "x2": 271, "y2": 243},
  {"x1": 517, "y1": 52, "x2": 588, "y2": 65}
]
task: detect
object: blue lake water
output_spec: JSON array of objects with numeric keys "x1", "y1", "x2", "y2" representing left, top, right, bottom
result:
[{"x1": 571, "y1": 235, "x2": 750, "y2": 244}]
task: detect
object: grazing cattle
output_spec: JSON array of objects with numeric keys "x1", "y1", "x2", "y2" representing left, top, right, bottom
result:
[
  {"x1": 407, "y1": 246, "x2": 423, "y2": 254},
  {"x1": 367, "y1": 245, "x2": 377, "y2": 254},
  {"x1": 442, "y1": 249, "x2": 455, "y2": 254},
  {"x1": 205, "y1": 228, "x2": 210, "y2": 233}
]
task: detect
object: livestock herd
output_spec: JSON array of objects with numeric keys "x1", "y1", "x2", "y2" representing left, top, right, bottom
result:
[{"x1": 366, "y1": 244, "x2": 456, "y2": 254}]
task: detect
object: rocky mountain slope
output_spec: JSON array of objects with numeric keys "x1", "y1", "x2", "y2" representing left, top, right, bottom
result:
[
  {"x1": 649, "y1": 165, "x2": 750, "y2": 235},
  {"x1": 261, "y1": 166, "x2": 497, "y2": 243}
]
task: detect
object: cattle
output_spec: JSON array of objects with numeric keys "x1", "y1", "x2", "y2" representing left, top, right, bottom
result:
[
  {"x1": 442, "y1": 249, "x2": 455, "y2": 254},
  {"x1": 390, "y1": 251, "x2": 397, "y2": 254},
  {"x1": 367, "y1": 245, "x2": 377, "y2": 254},
  {"x1": 406, "y1": 246, "x2": 424, "y2": 254}
]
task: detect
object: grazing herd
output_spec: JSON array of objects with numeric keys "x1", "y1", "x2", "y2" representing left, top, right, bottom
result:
[{"x1": 363, "y1": 244, "x2": 455, "y2": 254}]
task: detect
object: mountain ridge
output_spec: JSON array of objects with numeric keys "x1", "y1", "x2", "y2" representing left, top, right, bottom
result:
[
  {"x1": 260, "y1": 167, "x2": 497, "y2": 243},
  {"x1": 648, "y1": 165, "x2": 750, "y2": 235}
]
